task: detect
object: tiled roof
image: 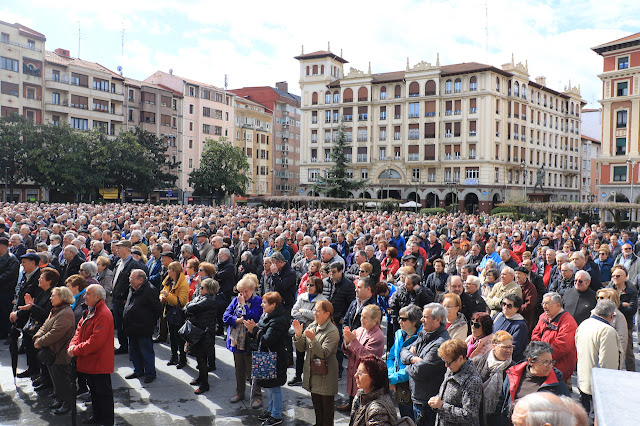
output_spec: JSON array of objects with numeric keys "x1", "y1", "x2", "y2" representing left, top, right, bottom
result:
[
  {"x1": 45, "y1": 51, "x2": 123, "y2": 80},
  {"x1": 0, "y1": 21, "x2": 46, "y2": 41},
  {"x1": 273, "y1": 87, "x2": 300, "y2": 101},
  {"x1": 294, "y1": 50, "x2": 348, "y2": 64},
  {"x1": 592, "y1": 32, "x2": 640, "y2": 55},
  {"x1": 581, "y1": 135, "x2": 601, "y2": 143}
]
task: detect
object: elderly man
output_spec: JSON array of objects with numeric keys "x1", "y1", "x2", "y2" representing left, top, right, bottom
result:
[
  {"x1": 123, "y1": 270, "x2": 162, "y2": 383},
  {"x1": 511, "y1": 392, "x2": 579, "y2": 426},
  {"x1": 549, "y1": 262, "x2": 575, "y2": 297},
  {"x1": 391, "y1": 273, "x2": 434, "y2": 331},
  {"x1": 570, "y1": 252, "x2": 601, "y2": 291},
  {"x1": 68, "y1": 284, "x2": 115, "y2": 426},
  {"x1": 195, "y1": 231, "x2": 212, "y2": 263},
  {"x1": 514, "y1": 266, "x2": 538, "y2": 332},
  {"x1": 613, "y1": 242, "x2": 640, "y2": 282},
  {"x1": 323, "y1": 261, "x2": 355, "y2": 378},
  {"x1": 111, "y1": 240, "x2": 143, "y2": 355},
  {"x1": 344, "y1": 276, "x2": 378, "y2": 332},
  {"x1": 575, "y1": 299, "x2": 621, "y2": 416},
  {"x1": 562, "y1": 270, "x2": 597, "y2": 325},
  {"x1": 499, "y1": 248, "x2": 519, "y2": 270},
  {"x1": 214, "y1": 248, "x2": 236, "y2": 335},
  {"x1": 365, "y1": 245, "x2": 382, "y2": 283},
  {"x1": 531, "y1": 292, "x2": 578, "y2": 384},
  {"x1": 463, "y1": 275, "x2": 487, "y2": 315},
  {"x1": 293, "y1": 243, "x2": 317, "y2": 281},
  {"x1": 89, "y1": 241, "x2": 107, "y2": 262},
  {"x1": 485, "y1": 267, "x2": 523, "y2": 317},
  {"x1": 477, "y1": 241, "x2": 501, "y2": 273},
  {"x1": 60, "y1": 245, "x2": 84, "y2": 283},
  {"x1": 538, "y1": 249, "x2": 558, "y2": 289},
  {"x1": 146, "y1": 244, "x2": 163, "y2": 289},
  {"x1": 345, "y1": 250, "x2": 366, "y2": 282},
  {"x1": 9, "y1": 234, "x2": 27, "y2": 259},
  {"x1": 401, "y1": 303, "x2": 450, "y2": 426}
]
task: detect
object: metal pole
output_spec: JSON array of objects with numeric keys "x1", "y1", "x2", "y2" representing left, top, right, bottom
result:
[{"x1": 4, "y1": 167, "x2": 7, "y2": 203}]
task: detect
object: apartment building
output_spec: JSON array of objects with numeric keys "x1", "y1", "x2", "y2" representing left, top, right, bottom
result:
[
  {"x1": 592, "y1": 32, "x2": 640, "y2": 219},
  {"x1": 580, "y1": 135, "x2": 601, "y2": 202},
  {"x1": 123, "y1": 78, "x2": 183, "y2": 202},
  {"x1": 144, "y1": 71, "x2": 233, "y2": 203},
  {"x1": 233, "y1": 96, "x2": 273, "y2": 197},
  {"x1": 44, "y1": 48, "x2": 125, "y2": 135},
  {"x1": 295, "y1": 50, "x2": 584, "y2": 213},
  {"x1": 230, "y1": 82, "x2": 301, "y2": 196}
]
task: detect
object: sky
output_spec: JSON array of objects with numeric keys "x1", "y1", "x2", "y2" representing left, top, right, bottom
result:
[{"x1": 3, "y1": 0, "x2": 640, "y2": 108}]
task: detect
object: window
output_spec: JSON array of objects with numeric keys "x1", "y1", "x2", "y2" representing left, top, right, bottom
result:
[
  {"x1": 379, "y1": 147, "x2": 386, "y2": 161},
  {"x1": 93, "y1": 99, "x2": 108, "y2": 112},
  {"x1": 618, "y1": 56, "x2": 629, "y2": 69},
  {"x1": 93, "y1": 78, "x2": 109, "y2": 91},
  {"x1": 0, "y1": 33, "x2": 8, "y2": 43},
  {"x1": 380, "y1": 106, "x2": 387, "y2": 120},
  {"x1": 203, "y1": 124, "x2": 211, "y2": 134},
  {"x1": 394, "y1": 125, "x2": 401, "y2": 140},
  {"x1": 616, "y1": 137, "x2": 626, "y2": 156},
  {"x1": 380, "y1": 86, "x2": 387, "y2": 100},
  {"x1": 70, "y1": 95, "x2": 88, "y2": 109},
  {"x1": 454, "y1": 79, "x2": 461, "y2": 93},
  {"x1": 27, "y1": 39, "x2": 35, "y2": 49},
  {"x1": 408, "y1": 145, "x2": 419, "y2": 161},
  {"x1": 425, "y1": 144, "x2": 435, "y2": 161},
  {"x1": 357, "y1": 128, "x2": 367, "y2": 142},
  {"x1": 51, "y1": 92, "x2": 60, "y2": 105},
  {"x1": 201, "y1": 89, "x2": 210, "y2": 100},
  {"x1": 409, "y1": 103, "x2": 420, "y2": 118},
  {"x1": 470, "y1": 76, "x2": 477, "y2": 91},
  {"x1": 333, "y1": 92, "x2": 340, "y2": 103},
  {"x1": 189, "y1": 104, "x2": 194, "y2": 114},
  {"x1": 409, "y1": 82, "x2": 420, "y2": 97},
  {"x1": 379, "y1": 127, "x2": 387, "y2": 141},
  {"x1": 412, "y1": 168, "x2": 420, "y2": 180},
  {"x1": 70, "y1": 117, "x2": 88, "y2": 130},
  {"x1": 357, "y1": 147, "x2": 367, "y2": 162},
  {"x1": 0, "y1": 57, "x2": 19, "y2": 72},
  {"x1": 466, "y1": 167, "x2": 479, "y2": 180},
  {"x1": 189, "y1": 158, "x2": 193, "y2": 169},
  {"x1": 428, "y1": 168, "x2": 436, "y2": 182},
  {"x1": 51, "y1": 115, "x2": 60, "y2": 126},
  {"x1": 93, "y1": 120, "x2": 108, "y2": 134},
  {"x1": 309, "y1": 169, "x2": 319, "y2": 182},
  {"x1": 325, "y1": 92, "x2": 331, "y2": 104},
  {"x1": 613, "y1": 166, "x2": 627, "y2": 182},
  {"x1": 71, "y1": 73, "x2": 88, "y2": 87},
  {"x1": 617, "y1": 110, "x2": 628, "y2": 128},
  {"x1": 128, "y1": 109, "x2": 134, "y2": 122},
  {"x1": 617, "y1": 81, "x2": 628, "y2": 97},
  {"x1": 361, "y1": 169, "x2": 368, "y2": 179},
  {"x1": 445, "y1": 80, "x2": 453, "y2": 94}
]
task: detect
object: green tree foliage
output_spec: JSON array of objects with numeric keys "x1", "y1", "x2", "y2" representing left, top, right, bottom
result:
[
  {"x1": 0, "y1": 114, "x2": 33, "y2": 194},
  {"x1": 313, "y1": 120, "x2": 367, "y2": 198},
  {"x1": 189, "y1": 137, "x2": 250, "y2": 198}
]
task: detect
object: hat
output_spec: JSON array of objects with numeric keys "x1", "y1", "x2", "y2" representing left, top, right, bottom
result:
[
  {"x1": 540, "y1": 235, "x2": 550, "y2": 240},
  {"x1": 161, "y1": 251, "x2": 176, "y2": 260},
  {"x1": 131, "y1": 247, "x2": 142, "y2": 256},
  {"x1": 329, "y1": 243, "x2": 338, "y2": 252},
  {"x1": 0, "y1": 237, "x2": 8, "y2": 246},
  {"x1": 196, "y1": 231, "x2": 208, "y2": 238},
  {"x1": 402, "y1": 254, "x2": 417, "y2": 261},
  {"x1": 21, "y1": 252, "x2": 40, "y2": 262},
  {"x1": 114, "y1": 240, "x2": 132, "y2": 248},
  {"x1": 514, "y1": 266, "x2": 529, "y2": 274}
]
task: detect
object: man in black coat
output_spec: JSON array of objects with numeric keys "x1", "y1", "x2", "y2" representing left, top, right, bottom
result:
[
  {"x1": 0, "y1": 238, "x2": 20, "y2": 339},
  {"x1": 563, "y1": 270, "x2": 597, "y2": 325},
  {"x1": 9, "y1": 234, "x2": 27, "y2": 259},
  {"x1": 111, "y1": 241, "x2": 143, "y2": 354},
  {"x1": 344, "y1": 276, "x2": 377, "y2": 331},
  {"x1": 123, "y1": 270, "x2": 162, "y2": 383},
  {"x1": 364, "y1": 245, "x2": 382, "y2": 283},
  {"x1": 12, "y1": 253, "x2": 42, "y2": 329},
  {"x1": 265, "y1": 252, "x2": 296, "y2": 313},
  {"x1": 323, "y1": 261, "x2": 355, "y2": 377},
  {"x1": 390, "y1": 274, "x2": 434, "y2": 331},
  {"x1": 214, "y1": 248, "x2": 236, "y2": 335},
  {"x1": 59, "y1": 245, "x2": 84, "y2": 284},
  {"x1": 463, "y1": 275, "x2": 487, "y2": 318}
]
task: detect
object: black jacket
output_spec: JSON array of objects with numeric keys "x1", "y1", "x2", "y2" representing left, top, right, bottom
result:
[
  {"x1": 248, "y1": 304, "x2": 289, "y2": 388},
  {"x1": 390, "y1": 285, "x2": 434, "y2": 327},
  {"x1": 184, "y1": 293, "x2": 217, "y2": 357},
  {"x1": 27, "y1": 286, "x2": 53, "y2": 325},
  {"x1": 266, "y1": 262, "x2": 296, "y2": 312},
  {"x1": 214, "y1": 259, "x2": 237, "y2": 297},
  {"x1": 562, "y1": 287, "x2": 596, "y2": 325},
  {"x1": 112, "y1": 257, "x2": 143, "y2": 302},
  {"x1": 325, "y1": 274, "x2": 355, "y2": 324},
  {"x1": 426, "y1": 241, "x2": 443, "y2": 263},
  {"x1": 0, "y1": 251, "x2": 19, "y2": 294},
  {"x1": 13, "y1": 268, "x2": 42, "y2": 328},
  {"x1": 60, "y1": 254, "x2": 84, "y2": 285},
  {"x1": 123, "y1": 280, "x2": 162, "y2": 337},
  {"x1": 367, "y1": 256, "x2": 382, "y2": 283},
  {"x1": 467, "y1": 289, "x2": 487, "y2": 318},
  {"x1": 344, "y1": 295, "x2": 377, "y2": 330}
]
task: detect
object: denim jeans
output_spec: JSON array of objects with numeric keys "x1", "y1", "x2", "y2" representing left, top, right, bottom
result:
[
  {"x1": 398, "y1": 402, "x2": 415, "y2": 421},
  {"x1": 413, "y1": 401, "x2": 436, "y2": 426},
  {"x1": 128, "y1": 335, "x2": 156, "y2": 378},
  {"x1": 267, "y1": 386, "x2": 283, "y2": 420}
]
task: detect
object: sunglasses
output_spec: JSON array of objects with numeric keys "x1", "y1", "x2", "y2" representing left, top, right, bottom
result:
[
  {"x1": 398, "y1": 317, "x2": 409, "y2": 322},
  {"x1": 574, "y1": 279, "x2": 585, "y2": 283},
  {"x1": 597, "y1": 296, "x2": 606, "y2": 300},
  {"x1": 471, "y1": 321, "x2": 481, "y2": 329},
  {"x1": 307, "y1": 284, "x2": 315, "y2": 288},
  {"x1": 359, "y1": 269, "x2": 366, "y2": 273},
  {"x1": 501, "y1": 302, "x2": 514, "y2": 309}
]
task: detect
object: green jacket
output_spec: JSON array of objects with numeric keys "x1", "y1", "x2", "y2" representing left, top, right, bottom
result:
[{"x1": 294, "y1": 319, "x2": 339, "y2": 396}]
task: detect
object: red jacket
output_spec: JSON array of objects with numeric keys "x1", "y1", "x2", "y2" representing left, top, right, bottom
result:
[
  {"x1": 69, "y1": 298, "x2": 114, "y2": 375},
  {"x1": 530, "y1": 310, "x2": 577, "y2": 381},
  {"x1": 511, "y1": 241, "x2": 527, "y2": 264},
  {"x1": 506, "y1": 361, "x2": 566, "y2": 402}
]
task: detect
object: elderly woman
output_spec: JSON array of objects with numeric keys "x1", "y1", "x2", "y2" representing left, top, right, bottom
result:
[
  {"x1": 357, "y1": 262, "x2": 373, "y2": 285},
  {"x1": 184, "y1": 278, "x2": 218, "y2": 394},
  {"x1": 442, "y1": 293, "x2": 468, "y2": 341},
  {"x1": 607, "y1": 264, "x2": 638, "y2": 371},
  {"x1": 381, "y1": 247, "x2": 400, "y2": 282},
  {"x1": 298, "y1": 259, "x2": 322, "y2": 296},
  {"x1": 465, "y1": 312, "x2": 494, "y2": 359},
  {"x1": 33, "y1": 286, "x2": 76, "y2": 415},
  {"x1": 428, "y1": 339, "x2": 483, "y2": 426},
  {"x1": 223, "y1": 273, "x2": 263, "y2": 407},
  {"x1": 96, "y1": 255, "x2": 114, "y2": 307},
  {"x1": 595, "y1": 245, "x2": 614, "y2": 285},
  {"x1": 293, "y1": 300, "x2": 340, "y2": 426},
  {"x1": 289, "y1": 276, "x2": 328, "y2": 386},
  {"x1": 387, "y1": 304, "x2": 422, "y2": 420},
  {"x1": 245, "y1": 291, "x2": 289, "y2": 425},
  {"x1": 425, "y1": 259, "x2": 449, "y2": 296},
  {"x1": 65, "y1": 274, "x2": 87, "y2": 325},
  {"x1": 185, "y1": 258, "x2": 200, "y2": 300},
  {"x1": 596, "y1": 288, "x2": 628, "y2": 369},
  {"x1": 160, "y1": 261, "x2": 190, "y2": 369},
  {"x1": 340, "y1": 304, "x2": 386, "y2": 412},
  {"x1": 492, "y1": 294, "x2": 528, "y2": 362},
  {"x1": 480, "y1": 269, "x2": 499, "y2": 299},
  {"x1": 472, "y1": 331, "x2": 515, "y2": 425},
  {"x1": 349, "y1": 355, "x2": 398, "y2": 426},
  {"x1": 498, "y1": 341, "x2": 570, "y2": 423}
]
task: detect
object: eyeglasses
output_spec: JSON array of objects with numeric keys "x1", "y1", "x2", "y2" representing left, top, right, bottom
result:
[
  {"x1": 501, "y1": 302, "x2": 514, "y2": 309},
  {"x1": 359, "y1": 270, "x2": 366, "y2": 273},
  {"x1": 440, "y1": 356, "x2": 460, "y2": 367},
  {"x1": 495, "y1": 345, "x2": 514, "y2": 350},
  {"x1": 398, "y1": 317, "x2": 409, "y2": 322},
  {"x1": 307, "y1": 284, "x2": 315, "y2": 288},
  {"x1": 533, "y1": 358, "x2": 556, "y2": 367},
  {"x1": 611, "y1": 274, "x2": 624, "y2": 278},
  {"x1": 574, "y1": 279, "x2": 585, "y2": 283},
  {"x1": 624, "y1": 247, "x2": 632, "y2": 250},
  {"x1": 471, "y1": 321, "x2": 481, "y2": 329},
  {"x1": 354, "y1": 371, "x2": 369, "y2": 377}
]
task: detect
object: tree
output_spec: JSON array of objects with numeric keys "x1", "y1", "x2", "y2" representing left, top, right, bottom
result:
[
  {"x1": 0, "y1": 114, "x2": 34, "y2": 199},
  {"x1": 189, "y1": 137, "x2": 250, "y2": 199},
  {"x1": 130, "y1": 127, "x2": 179, "y2": 192},
  {"x1": 313, "y1": 119, "x2": 367, "y2": 198}
]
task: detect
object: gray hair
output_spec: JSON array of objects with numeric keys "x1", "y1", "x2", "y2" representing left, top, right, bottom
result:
[
  {"x1": 52, "y1": 286, "x2": 75, "y2": 305},
  {"x1": 320, "y1": 247, "x2": 333, "y2": 257},
  {"x1": 561, "y1": 263, "x2": 576, "y2": 272},
  {"x1": 81, "y1": 262, "x2": 98, "y2": 277},
  {"x1": 201, "y1": 278, "x2": 220, "y2": 295},
  {"x1": 514, "y1": 392, "x2": 577, "y2": 426},
  {"x1": 575, "y1": 270, "x2": 591, "y2": 282},
  {"x1": 543, "y1": 292, "x2": 562, "y2": 305},
  {"x1": 87, "y1": 284, "x2": 106, "y2": 300},
  {"x1": 594, "y1": 299, "x2": 616, "y2": 318},
  {"x1": 181, "y1": 244, "x2": 193, "y2": 255},
  {"x1": 241, "y1": 251, "x2": 252, "y2": 262},
  {"x1": 525, "y1": 340, "x2": 554, "y2": 361},
  {"x1": 37, "y1": 252, "x2": 50, "y2": 264},
  {"x1": 501, "y1": 267, "x2": 515, "y2": 278},
  {"x1": 64, "y1": 245, "x2": 79, "y2": 255},
  {"x1": 399, "y1": 304, "x2": 422, "y2": 329},
  {"x1": 556, "y1": 253, "x2": 568, "y2": 263},
  {"x1": 131, "y1": 230, "x2": 143, "y2": 238},
  {"x1": 424, "y1": 302, "x2": 447, "y2": 325},
  {"x1": 50, "y1": 234, "x2": 61, "y2": 244},
  {"x1": 465, "y1": 275, "x2": 480, "y2": 286},
  {"x1": 218, "y1": 248, "x2": 231, "y2": 259},
  {"x1": 407, "y1": 274, "x2": 421, "y2": 286},
  {"x1": 270, "y1": 251, "x2": 286, "y2": 263},
  {"x1": 365, "y1": 245, "x2": 375, "y2": 253}
]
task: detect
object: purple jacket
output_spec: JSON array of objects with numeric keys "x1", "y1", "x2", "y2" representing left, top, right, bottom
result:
[{"x1": 223, "y1": 293, "x2": 263, "y2": 353}]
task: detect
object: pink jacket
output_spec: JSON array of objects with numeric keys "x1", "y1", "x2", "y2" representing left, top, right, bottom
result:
[{"x1": 344, "y1": 325, "x2": 385, "y2": 396}]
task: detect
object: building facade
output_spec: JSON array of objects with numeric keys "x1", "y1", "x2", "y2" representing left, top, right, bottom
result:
[
  {"x1": 592, "y1": 33, "x2": 640, "y2": 216},
  {"x1": 233, "y1": 96, "x2": 273, "y2": 197},
  {"x1": 145, "y1": 71, "x2": 234, "y2": 203},
  {"x1": 295, "y1": 50, "x2": 584, "y2": 213},
  {"x1": 580, "y1": 135, "x2": 601, "y2": 202},
  {"x1": 230, "y1": 82, "x2": 301, "y2": 196}
]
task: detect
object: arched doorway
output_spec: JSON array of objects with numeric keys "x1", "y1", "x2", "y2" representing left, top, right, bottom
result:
[
  {"x1": 406, "y1": 192, "x2": 420, "y2": 204},
  {"x1": 609, "y1": 194, "x2": 630, "y2": 221},
  {"x1": 379, "y1": 189, "x2": 401, "y2": 200},
  {"x1": 492, "y1": 193, "x2": 502, "y2": 211},
  {"x1": 426, "y1": 193, "x2": 439, "y2": 208},
  {"x1": 464, "y1": 193, "x2": 479, "y2": 214},
  {"x1": 444, "y1": 192, "x2": 458, "y2": 212}
]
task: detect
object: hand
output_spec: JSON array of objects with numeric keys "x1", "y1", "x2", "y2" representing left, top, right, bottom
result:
[
  {"x1": 411, "y1": 357, "x2": 423, "y2": 364},
  {"x1": 622, "y1": 302, "x2": 630, "y2": 308},
  {"x1": 390, "y1": 384, "x2": 396, "y2": 392},
  {"x1": 34, "y1": 341, "x2": 41, "y2": 349},
  {"x1": 67, "y1": 345, "x2": 75, "y2": 357},
  {"x1": 160, "y1": 290, "x2": 169, "y2": 297},
  {"x1": 244, "y1": 319, "x2": 257, "y2": 333},
  {"x1": 24, "y1": 294, "x2": 33, "y2": 305},
  {"x1": 235, "y1": 317, "x2": 245, "y2": 325},
  {"x1": 18, "y1": 303, "x2": 32, "y2": 311},
  {"x1": 409, "y1": 346, "x2": 417, "y2": 355},
  {"x1": 270, "y1": 263, "x2": 278, "y2": 274},
  {"x1": 292, "y1": 319, "x2": 303, "y2": 337},
  {"x1": 9, "y1": 311, "x2": 17, "y2": 323},
  {"x1": 428, "y1": 396, "x2": 443, "y2": 409},
  {"x1": 343, "y1": 327, "x2": 355, "y2": 345},
  {"x1": 159, "y1": 295, "x2": 166, "y2": 303},
  {"x1": 237, "y1": 294, "x2": 245, "y2": 305},
  {"x1": 304, "y1": 328, "x2": 316, "y2": 341}
]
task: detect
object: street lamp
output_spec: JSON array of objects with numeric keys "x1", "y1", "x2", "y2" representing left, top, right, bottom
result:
[
  {"x1": 520, "y1": 159, "x2": 528, "y2": 200},
  {"x1": 627, "y1": 159, "x2": 636, "y2": 220},
  {"x1": 414, "y1": 176, "x2": 421, "y2": 213}
]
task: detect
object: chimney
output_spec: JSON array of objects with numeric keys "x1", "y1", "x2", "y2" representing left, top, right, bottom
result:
[
  {"x1": 54, "y1": 48, "x2": 70, "y2": 58},
  {"x1": 275, "y1": 81, "x2": 288, "y2": 92},
  {"x1": 535, "y1": 76, "x2": 546, "y2": 87}
]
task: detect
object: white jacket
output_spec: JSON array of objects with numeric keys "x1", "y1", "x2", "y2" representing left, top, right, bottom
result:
[
  {"x1": 575, "y1": 316, "x2": 620, "y2": 395},
  {"x1": 291, "y1": 292, "x2": 328, "y2": 327}
]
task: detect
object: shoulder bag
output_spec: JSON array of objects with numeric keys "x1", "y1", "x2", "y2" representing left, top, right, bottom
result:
[
  {"x1": 251, "y1": 340, "x2": 277, "y2": 380},
  {"x1": 165, "y1": 289, "x2": 186, "y2": 325},
  {"x1": 178, "y1": 319, "x2": 206, "y2": 345}
]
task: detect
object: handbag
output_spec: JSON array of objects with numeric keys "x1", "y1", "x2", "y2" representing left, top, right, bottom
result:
[
  {"x1": 22, "y1": 316, "x2": 42, "y2": 338},
  {"x1": 310, "y1": 358, "x2": 328, "y2": 376},
  {"x1": 251, "y1": 341, "x2": 277, "y2": 380},
  {"x1": 164, "y1": 294, "x2": 186, "y2": 325},
  {"x1": 178, "y1": 319, "x2": 206, "y2": 345},
  {"x1": 36, "y1": 347, "x2": 58, "y2": 366},
  {"x1": 394, "y1": 380, "x2": 412, "y2": 404}
]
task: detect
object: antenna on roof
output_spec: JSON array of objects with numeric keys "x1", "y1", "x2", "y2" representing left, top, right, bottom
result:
[
  {"x1": 121, "y1": 24, "x2": 125, "y2": 57},
  {"x1": 77, "y1": 22, "x2": 84, "y2": 59},
  {"x1": 484, "y1": 0, "x2": 489, "y2": 63},
  {"x1": 225, "y1": 74, "x2": 228, "y2": 90}
]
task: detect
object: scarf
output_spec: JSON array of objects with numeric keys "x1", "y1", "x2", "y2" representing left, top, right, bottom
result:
[
  {"x1": 229, "y1": 299, "x2": 248, "y2": 351},
  {"x1": 71, "y1": 289, "x2": 86, "y2": 310},
  {"x1": 481, "y1": 350, "x2": 512, "y2": 414},
  {"x1": 308, "y1": 293, "x2": 318, "y2": 301}
]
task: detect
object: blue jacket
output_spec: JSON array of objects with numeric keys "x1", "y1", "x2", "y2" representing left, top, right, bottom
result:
[
  {"x1": 594, "y1": 256, "x2": 614, "y2": 282},
  {"x1": 390, "y1": 236, "x2": 406, "y2": 258},
  {"x1": 223, "y1": 293, "x2": 263, "y2": 353},
  {"x1": 388, "y1": 326, "x2": 422, "y2": 385},
  {"x1": 492, "y1": 313, "x2": 529, "y2": 362},
  {"x1": 147, "y1": 257, "x2": 163, "y2": 289}
]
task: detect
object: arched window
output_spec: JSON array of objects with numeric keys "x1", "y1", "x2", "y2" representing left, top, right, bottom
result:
[
  {"x1": 320, "y1": 65, "x2": 324, "y2": 74},
  {"x1": 311, "y1": 92, "x2": 318, "y2": 105},
  {"x1": 379, "y1": 169, "x2": 401, "y2": 179},
  {"x1": 445, "y1": 79, "x2": 453, "y2": 94},
  {"x1": 470, "y1": 76, "x2": 477, "y2": 91},
  {"x1": 358, "y1": 87, "x2": 368, "y2": 102},
  {"x1": 454, "y1": 78, "x2": 461, "y2": 93},
  {"x1": 514, "y1": 82, "x2": 520, "y2": 97},
  {"x1": 343, "y1": 88, "x2": 353, "y2": 102},
  {"x1": 522, "y1": 84, "x2": 527, "y2": 99},
  {"x1": 496, "y1": 77, "x2": 500, "y2": 92},
  {"x1": 425, "y1": 80, "x2": 436, "y2": 95},
  {"x1": 312, "y1": 65, "x2": 318, "y2": 75},
  {"x1": 508, "y1": 81, "x2": 512, "y2": 96},
  {"x1": 325, "y1": 91, "x2": 331, "y2": 104},
  {"x1": 380, "y1": 86, "x2": 387, "y2": 100},
  {"x1": 394, "y1": 85, "x2": 401, "y2": 98},
  {"x1": 333, "y1": 91, "x2": 339, "y2": 103},
  {"x1": 571, "y1": 103, "x2": 574, "y2": 114},
  {"x1": 409, "y1": 82, "x2": 419, "y2": 97}
]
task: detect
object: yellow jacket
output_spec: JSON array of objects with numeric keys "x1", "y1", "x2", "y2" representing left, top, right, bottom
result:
[{"x1": 161, "y1": 273, "x2": 189, "y2": 310}]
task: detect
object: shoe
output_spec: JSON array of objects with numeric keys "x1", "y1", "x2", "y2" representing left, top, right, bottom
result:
[
  {"x1": 84, "y1": 401, "x2": 92, "y2": 407},
  {"x1": 194, "y1": 385, "x2": 209, "y2": 394},
  {"x1": 32, "y1": 376, "x2": 45, "y2": 386},
  {"x1": 336, "y1": 402, "x2": 351, "y2": 412},
  {"x1": 16, "y1": 369, "x2": 37, "y2": 378},
  {"x1": 82, "y1": 416, "x2": 100, "y2": 424},
  {"x1": 53, "y1": 403, "x2": 70, "y2": 415},
  {"x1": 144, "y1": 376, "x2": 155, "y2": 384},
  {"x1": 230, "y1": 395, "x2": 244, "y2": 403},
  {"x1": 167, "y1": 357, "x2": 178, "y2": 366},
  {"x1": 287, "y1": 377, "x2": 302, "y2": 386},
  {"x1": 251, "y1": 398, "x2": 263, "y2": 409},
  {"x1": 176, "y1": 359, "x2": 187, "y2": 369},
  {"x1": 208, "y1": 362, "x2": 216, "y2": 372},
  {"x1": 258, "y1": 410, "x2": 271, "y2": 421},
  {"x1": 190, "y1": 378, "x2": 201, "y2": 386},
  {"x1": 125, "y1": 373, "x2": 141, "y2": 379},
  {"x1": 34, "y1": 382, "x2": 53, "y2": 391},
  {"x1": 114, "y1": 347, "x2": 128, "y2": 355},
  {"x1": 262, "y1": 417, "x2": 283, "y2": 426},
  {"x1": 49, "y1": 400, "x2": 63, "y2": 410},
  {"x1": 152, "y1": 337, "x2": 166, "y2": 343}
]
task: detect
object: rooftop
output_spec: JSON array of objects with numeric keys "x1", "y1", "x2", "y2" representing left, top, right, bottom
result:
[
  {"x1": 592, "y1": 32, "x2": 640, "y2": 55},
  {"x1": 45, "y1": 50, "x2": 124, "y2": 80},
  {"x1": 294, "y1": 50, "x2": 348, "y2": 64}
]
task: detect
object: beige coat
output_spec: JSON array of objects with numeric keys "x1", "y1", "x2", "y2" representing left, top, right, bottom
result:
[
  {"x1": 33, "y1": 304, "x2": 76, "y2": 365},
  {"x1": 575, "y1": 316, "x2": 620, "y2": 395},
  {"x1": 486, "y1": 280, "x2": 523, "y2": 317},
  {"x1": 447, "y1": 312, "x2": 469, "y2": 342},
  {"x1": 294, "y1": 319, "x2": 340, "y2": 396}
]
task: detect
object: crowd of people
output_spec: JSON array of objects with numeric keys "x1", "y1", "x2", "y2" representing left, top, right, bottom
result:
[{"x1": 1, "y1": 202, "x2": 637, "y2": 426}]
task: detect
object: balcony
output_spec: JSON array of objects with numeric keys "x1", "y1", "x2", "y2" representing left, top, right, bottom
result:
[
  {"x1": 469, "y1": 108, "x2": 477, "y2": 114},
  {"x1": 469, "y1": 130, "x2": 477, "y2": 136},
  {"x1": 343, "y1": 115, "x2": 353, "y2": 122},
  {"x1": 0, "y1": 38, "x2": 42, "y2": 52},
  {"x1": 445, "y1": 110, "x2": 453, "y2": 116},
  {"x1": 45, "y1": 100, "x2": 69, "y2": 114},
  {"x1": 23, "y1": 64, "x2": 41, "y2": 77},
  {"x1": 358, "y1": 114, "x2": 368, "y2": 121},
  {"x1": 425, "y1": 112, "x2": 436, "y2": 117},
  {"x1": 408, "y1": 114, "x2": 420, "y2": 118},
  {"x1": 454, "y1": 110, "x2": 462, "y2": 115}
]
